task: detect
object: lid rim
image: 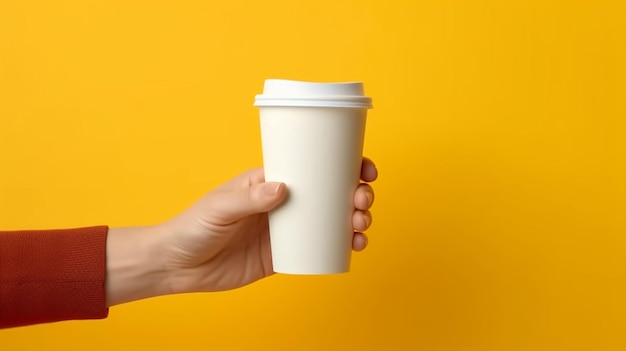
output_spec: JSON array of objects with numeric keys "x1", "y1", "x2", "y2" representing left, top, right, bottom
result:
[
  {"x1": 254, "y1": 79, "x2": 372, "y2": 108},
  {"x1": 254, "y1": 100, "x2": 373, "y2": 108}
]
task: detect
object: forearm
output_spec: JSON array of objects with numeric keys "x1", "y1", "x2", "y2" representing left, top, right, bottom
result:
[{"x1": 105, "y1": 226, "x2": 171, "y2": 307}]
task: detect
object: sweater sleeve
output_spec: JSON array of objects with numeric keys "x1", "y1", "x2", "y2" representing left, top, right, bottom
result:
[{"x1": 0, "y1": 226, "x2": 109, "y2": 328}]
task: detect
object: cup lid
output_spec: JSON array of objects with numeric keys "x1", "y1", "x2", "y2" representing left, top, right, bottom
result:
[{"x1": 254, "y1": 79, "x2": 373, "y2": 108}]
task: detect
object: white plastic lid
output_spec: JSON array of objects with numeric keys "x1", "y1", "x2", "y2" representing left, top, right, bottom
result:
[{"x1": 254, "y1": 79, "x2": 372, "y2": 108}]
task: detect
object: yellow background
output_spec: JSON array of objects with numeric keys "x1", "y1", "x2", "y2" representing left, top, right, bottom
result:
[{"x1": 1, "y1": 1, "x2": 625, "y2": 350}]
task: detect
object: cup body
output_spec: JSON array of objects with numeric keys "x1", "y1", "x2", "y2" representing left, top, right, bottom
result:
[{"x1": 255, "y1": 79, "x2": 371, "y2": 274}]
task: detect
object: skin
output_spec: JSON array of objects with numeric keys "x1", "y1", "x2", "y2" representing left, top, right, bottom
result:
[{"x1": 105, "y1": 158, "x2": 377, "y2": 306}]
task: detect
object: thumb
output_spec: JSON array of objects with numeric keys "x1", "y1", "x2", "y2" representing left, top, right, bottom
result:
[{"x1": 214, "y1": 182, "x2": 287, "y2": 222}]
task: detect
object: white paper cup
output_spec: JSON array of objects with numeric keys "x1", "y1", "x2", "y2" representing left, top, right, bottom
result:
[{"x1": 254, "y1": 79, "x2": 372, "y2": 274}]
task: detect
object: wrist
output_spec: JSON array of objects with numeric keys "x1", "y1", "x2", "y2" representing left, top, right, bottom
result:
[{"x1": 105, "y1": 226, "x2": 171, "y2": 307}]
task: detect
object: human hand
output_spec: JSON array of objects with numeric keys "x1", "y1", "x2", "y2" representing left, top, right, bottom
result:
[
  {"x1": 159, "y1": 158, "x2": 378, "y2": 294},
  {"x1": 105, "y1": 159, "x2": 377, "y2": 306}
]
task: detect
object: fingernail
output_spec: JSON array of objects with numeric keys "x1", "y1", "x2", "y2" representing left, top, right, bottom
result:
[
  {"x1": 364, "y1": 215, "x2": 371, "y2": 228},
  {"x1": 263, "y1": 183, "x2": 281, "y2": 196},
  {"x1": 366, "y1": 192, "x2": 373, "y2": 206}
]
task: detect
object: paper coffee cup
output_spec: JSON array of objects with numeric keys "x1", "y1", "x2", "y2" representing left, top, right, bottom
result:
[{"x1": 254, "y1": 79, "x2": 372, "y2": 274}]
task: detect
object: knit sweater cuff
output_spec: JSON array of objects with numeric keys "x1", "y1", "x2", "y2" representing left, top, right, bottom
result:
[{"x1": 0, "y1": 226, "x2": 109, "y2": 328}]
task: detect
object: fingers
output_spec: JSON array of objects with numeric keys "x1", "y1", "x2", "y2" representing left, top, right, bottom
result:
[
  {"x1": 353, "y1": 158, "x2": 376, "y2": 252},
  {"x1": 357, "y1": 157, "x2": 376, "y2": 211},
  {"x1": 240, "y1": 168, "x2": 265, "y2": 187},
  {"x1": 246, "y1": 182, "x2": 287, "y2": 214},
  {"x1": 209, "y1": 181, "x2": 288, "y2": 223},
  {"x1": 352, "y1": 232, "x2": 368, "y2": 251},
  {"x1": 360, "y1": 157, "x2": 378, "y2": 182},
  {"x1": 352, "y1": 210, "x2": 372, "y2": 232},
  {"x1": 354, "y1": 183, "x2": 374, "y2": 211}
]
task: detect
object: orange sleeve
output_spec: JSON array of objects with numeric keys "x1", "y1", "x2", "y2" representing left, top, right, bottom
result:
[{"x1": 0, "y1": 226, "x2": 109, "y2": 328}]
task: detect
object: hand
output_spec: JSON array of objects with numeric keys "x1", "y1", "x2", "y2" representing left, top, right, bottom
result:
[
  {"x1": 160, "y1": 158, "x2": 377, "y2": 294},
  {"x1": 105, "y1": 158, "x2": 377, "y2": 306}
]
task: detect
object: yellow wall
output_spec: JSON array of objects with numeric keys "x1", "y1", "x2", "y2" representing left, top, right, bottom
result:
[{"x1": 1, "y1": 1, "x2": 624, "y2": 350}]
